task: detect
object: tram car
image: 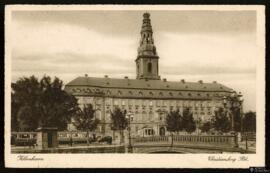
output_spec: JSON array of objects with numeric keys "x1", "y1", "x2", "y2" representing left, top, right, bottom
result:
[
  {"x1": 11, "y1": 132, "x2": 37, "y2": 146},
  {"x1": 58, "y1": 131, "x2": 91, "y2": 145},
  {"x1": 11, "y1": 131, "x2": 113, "y2": 146}
]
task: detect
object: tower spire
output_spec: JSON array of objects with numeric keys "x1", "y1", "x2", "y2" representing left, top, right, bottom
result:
[
  {"x1": 136, "y1": 12, "x2": 160, "y2": 80},
  {"x1": 138, "y1": 12, "x2": 157, "y2": 56}
]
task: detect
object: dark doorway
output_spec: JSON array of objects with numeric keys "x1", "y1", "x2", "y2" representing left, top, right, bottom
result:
[
  {"x1": 159, "y1": 127, "x2": 165, "y2": 136},
  {"x1": 47, "y1": 132, "x2": 53, "y2": 148},
  {"x1": 147, "y1": 62, "x2": 152, "y2": 73}
]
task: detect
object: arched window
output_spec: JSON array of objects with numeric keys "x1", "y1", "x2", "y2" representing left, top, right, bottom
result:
[{"x1": 147, "y1": 62, "x2": 152, "y2": 73}]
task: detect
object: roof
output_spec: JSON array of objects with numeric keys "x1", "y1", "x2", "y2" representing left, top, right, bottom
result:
[{"x1": 65, "y1": 76, "x2": 233, "y2": 92}]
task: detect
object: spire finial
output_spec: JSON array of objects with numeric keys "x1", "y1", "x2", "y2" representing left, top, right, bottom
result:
[{"x1": 143, "y1": 12, "x2": 150, "y2": 18}]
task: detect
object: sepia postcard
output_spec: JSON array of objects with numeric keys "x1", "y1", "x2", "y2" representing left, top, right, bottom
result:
[{"x1": 4, "y1": 5, "x2": 265, "y2": 168}]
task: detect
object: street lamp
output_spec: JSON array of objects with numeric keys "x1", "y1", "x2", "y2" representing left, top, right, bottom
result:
[
  {"x1": 222, "y1": 92, "x2": 243, "y2": 135},
  {"x1": 237, "y1": 92, "x2": 244, "y2": 140},
  {"x1": 125, "y1": 112, "x2": 134, "y2": 153}
]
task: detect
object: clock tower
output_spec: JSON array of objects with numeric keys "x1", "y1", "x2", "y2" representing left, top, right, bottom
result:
[{"x1": 136, "y1": 13, "x2": 160, "y2": 80}]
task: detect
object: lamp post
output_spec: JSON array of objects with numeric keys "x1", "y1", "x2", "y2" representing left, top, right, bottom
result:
[
  {"x1": 238, "y1": 93, "x2": 244, "y2": 141},
  {"x1": 126, "y1": 112, "x2": 134, "y2": 153},
  {"x1": 222, "y1": 93, "x2": 237, "y2": 133},
  {"x1": 222, "y1": 92, "x2": 243, "y2": 139}
]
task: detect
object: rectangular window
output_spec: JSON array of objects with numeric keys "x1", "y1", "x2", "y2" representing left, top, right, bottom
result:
[
  {"x1": 142, "y1": 114, "x2": 146, "y2": 122},
  {"x1": 113, "y1": 100, "x2": 118, "y2": 105},
  {"x1": 163, "y1": 100, "x2": 167, "y2": 106},
  {"x1": 149, "y1": 101, "x2": 153, "y2": 106},
  {"x1": 177, "y1": 100, "x2": 182, "y2": 106},
  {"x1": 144, "y1": 100, "x2": 148, "y2": 106},
  {"x1": 128, "y1": 99, "x2": 133, "y2": 106},
  {"x1": 156, "y1": 100, "x2": 161, "y2": 106},
  {"x1": 122, "y1": 100, "x2": 125, "y2": 106},
  {"x1": 96, "y1": 98, "x2": 102, "y2": 104},
  {"x1": 105, "y1": 99, "x2": 110, "y2": 106}
]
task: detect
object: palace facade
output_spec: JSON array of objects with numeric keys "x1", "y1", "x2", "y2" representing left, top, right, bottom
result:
[{"x1": 65, "y1": 13, "x2": 239, "y2": 137}]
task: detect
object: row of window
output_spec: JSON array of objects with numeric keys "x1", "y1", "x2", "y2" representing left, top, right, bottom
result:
[
  {"x1": 107, "y1": 99, "x2": 217, "y2": 107},
  {"x1": 111, "y1": 90, "x2": 222, "y2": 98},
  {"x1": 103, "y1": 111, "x2": 211, "y2": 122},
  {"x1": 73, "y1": 87, "x2": 226, "y2": 98},
  {"x1": 108, "y1": 105, "x2": 212, "y2": 114}
]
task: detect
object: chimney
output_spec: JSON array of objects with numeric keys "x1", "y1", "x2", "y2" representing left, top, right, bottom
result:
[
  {"x1": 163, "y1": 78, "x2": 167, "y2": 82},
  {"x1": 181, "y1": 79, "x2": 185, "y2": 83},
  {"x1": 198, "y1": 80, "x2": 203, "y2": 84},
  {"x1": 124, "y1": 76, "x2": 129, "y2": 79},
  {"x1": 213, "y1": 81, "x2": 217, "y2": 83},
  {"x1": 104, "y1": 75, "x2": 108, "y2": 78},
  {"x1": 85, "y1": 74, "x2": 88, "y2": 77}
]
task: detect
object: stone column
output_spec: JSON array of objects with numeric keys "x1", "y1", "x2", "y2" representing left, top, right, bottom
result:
[{"x1": 36, "y1": 127, "x2": 58, "y2": 149}]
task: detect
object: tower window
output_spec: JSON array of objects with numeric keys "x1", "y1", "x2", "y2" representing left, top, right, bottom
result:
[{"x1": 147, "y1": 62, "x2": 152, "y2": 73}]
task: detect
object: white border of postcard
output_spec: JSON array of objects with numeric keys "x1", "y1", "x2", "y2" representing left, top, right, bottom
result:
[{"x1": 5, "y1": 5, "x2": 265, "y2": 168}]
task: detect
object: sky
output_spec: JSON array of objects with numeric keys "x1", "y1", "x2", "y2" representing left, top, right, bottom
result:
[{"x1": 10, "y1": 10, "x2": 258, "y2": 111}]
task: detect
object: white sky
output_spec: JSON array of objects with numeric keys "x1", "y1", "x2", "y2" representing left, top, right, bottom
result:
[{"x1": 10, "y1": 10, "x2": 257, "y2": 111}]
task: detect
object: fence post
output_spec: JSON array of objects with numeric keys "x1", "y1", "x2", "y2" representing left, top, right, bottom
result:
[
  {"x1": 234, "y1": 133, "x2": 239, "y2": 148},
  {"x1": 245, "y1": 134, "x2": 248, "y2": 150},
  {"x1": 168, "y1": 134, "x2": 173, "y2": 147}
]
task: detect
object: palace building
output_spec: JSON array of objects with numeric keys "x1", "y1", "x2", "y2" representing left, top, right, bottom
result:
[{"x1": 65, "y1": 13, "x2": 238, "y2": 137}]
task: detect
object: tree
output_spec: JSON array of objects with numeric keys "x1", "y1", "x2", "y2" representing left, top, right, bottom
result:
[
  {"x1": 166, "y1": 109, "x2": 182, "y2": 134},
  {"x1": 242, "y1": 111, "x2": 256, "y2": 132},
  {"x1": 211, "y1": 107, "x2": 231, "y2": 133},
  {"x1": 72, "y1": 104, "x2": 100, "y2": 145},
  {"x1": 11, "y1": 93, "x2": 20, "y2": 131},
  {"x1": 110, "y1": 107, "x2": 128, "y2": 144},
  {"x1": 11, "y1": 75, "x2": 79, "y2": 131},
  {"x1": 199, "y1": 121, "x2": 211, "y2": 133},
  {"x1": 182, "y1": 108, "x2": 196, "y2": 133}
]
